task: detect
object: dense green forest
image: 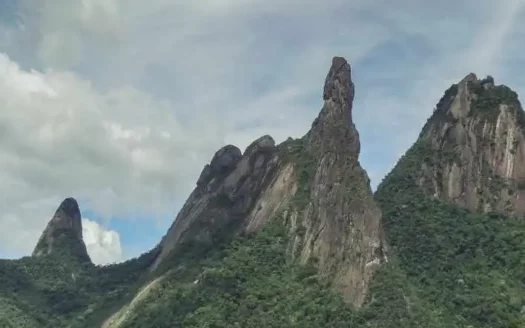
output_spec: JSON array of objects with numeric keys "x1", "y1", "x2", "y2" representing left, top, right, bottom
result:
[
  {"x1": 372, "y1": 138, "x2": 525, "y2": 328},
  {"x1": 0, "y1": 242, "x2": 158, "y2": 327},
  {"x1": 5, "y1": 137, "x2": 525, "y2": 327}
]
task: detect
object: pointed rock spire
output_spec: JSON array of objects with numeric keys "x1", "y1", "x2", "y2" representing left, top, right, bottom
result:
[
  {"x1": 150, "y1": 56, "x2": 387, "y2": 308},
  {"x1": 297, "y1": 56, "x2": 386, "y2": 306},
  {"x1": 32, "y1": 197, "x2": 91, "y2": 263},
  {"x1": 307, "y1": 56, "x2": 360, "y2": 157}
]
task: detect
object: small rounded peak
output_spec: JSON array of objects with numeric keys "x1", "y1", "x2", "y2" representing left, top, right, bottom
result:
[
  {"x1": 197, "y1": 145, "x2": 242, "y2": 186},
  {"x1": 331, "y1": 56, "x2": 348, "y2": 67},
  {"x1": 480, "y1": 75, "x2": 495, "y2": 89},
  {"x1": 56, "y1": 197, "x2": 80, "y2": 218},
  {"x1": 214, "y1": 145, "x2": 242, "y2": 158},
  {"x1": 459, "y1": 73, "x2": 478, "y2": 84},
  {"x1": 324, "y1": 56, "x2": 353, "y2": 101},
  {"x1": 482, "y1": 75, "x2": 495, "y2": 84},
  {"x1": 59, "y1": 197, "x2": 79, "y2": 208},
  {"x1": 209, "y1": 145, "x2": 242, "y2": 175},
  {"x1": 244, "y1": 135, "x2": 276, "y2": 157}
]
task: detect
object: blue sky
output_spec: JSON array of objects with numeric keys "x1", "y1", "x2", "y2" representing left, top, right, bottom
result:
[{"x1": 0, "y1": 0, "x2": 524, "y2": 264}]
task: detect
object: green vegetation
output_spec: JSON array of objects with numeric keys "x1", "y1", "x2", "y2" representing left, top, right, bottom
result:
[
  {"x1": 3, "y1": 135, "x2": 525, "y2": 327},
  {"x1": 279, "y1": 137, "x2": 317, "y2": 209},
  {"x1": 468, "y1": 81, "x2": 522, "y2": 122},
  {"x1": 114, "y1": 219, "x2": 370, "y2": 328},
  {"x1": 0, "y1": 245, "x2": 158, "y2": 327},
  {"x1": 467, "y1": 81, "x2": 525, "y2": 142},
  {"x1": 0, "y1": 135, "x2": 414, "y2": 328},
  {"x1": 4, "y1": 81, "x2": 525, "y2": 327},
  {"x1": 374, "y1": 139, "x2": 525, "y2": 328}
]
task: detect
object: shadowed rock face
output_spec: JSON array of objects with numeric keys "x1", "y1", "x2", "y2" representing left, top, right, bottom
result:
[
  {"x1": 150, "y1": 135, "x2": 289, "y2": 270},
  {"x1": 32, "y1": 197, "x2": 91, "y2": 263},
  {"x1": 415, "y1": 74, "x2": 525, "y2": 216},
  {"x1": 149, "y1": 56, "x2": 387, "y2": 307}
]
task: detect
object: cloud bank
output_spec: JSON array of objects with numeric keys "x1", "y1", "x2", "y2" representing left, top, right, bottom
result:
[{"x1": 82, "y1": 218, "x2": 122, "y2": 265}]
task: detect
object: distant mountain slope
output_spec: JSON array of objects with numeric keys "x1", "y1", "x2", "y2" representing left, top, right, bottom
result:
[
  {"x1": 0, "y1": 199, "x2": 158, "y2": 328},
  {"x1": 372, "y1": 75, "x2": 525, "y2": 327},
  {"x1": 410, "y1": 74, "x2": 525, "y2": 216}
]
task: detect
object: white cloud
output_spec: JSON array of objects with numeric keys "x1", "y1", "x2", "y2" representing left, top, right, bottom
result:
[
  {"x1": 82, "y1": 218, "x2": 122, "y2": 265},
  {"x1": 0, "y1": 49, "x2": 311, "y2": 258},
  {"x1": 0, "y1": 52, "x2": 221, "y2": 207},
  {"x1": 0, "y1": 52, "x2": 226, "y2": 256}
]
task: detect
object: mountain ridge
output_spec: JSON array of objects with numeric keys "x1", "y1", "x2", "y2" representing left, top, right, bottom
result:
[
  {"x1": 148, "y1": 56, "x2": 387, "y2": 307},
  {"x1": 3, "y1": 57, "x2": 525, "y2": 328}
]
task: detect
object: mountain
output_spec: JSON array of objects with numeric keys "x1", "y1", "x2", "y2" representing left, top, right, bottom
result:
[
  {"x1": 148, "y1": 56, "x2": 387, "y2": 307},
  {"x1": 0, "y1": 56, "x2": 388, "y2": 328},
  {"x1": 0, "y1": 198, "x2": 157, "y2": 327},
  {"x1": 372, "y1": 74, "x2": 525, "y2": 327},
  {"x1": 411, "y1": 74, "x2": 525, "y2": 216},
  {"x1": 3, "y1": 57, "x2": 525, "y2": 328},
  {"x1": 32, "y1": 197, "x2": 91, "y2": 263}
]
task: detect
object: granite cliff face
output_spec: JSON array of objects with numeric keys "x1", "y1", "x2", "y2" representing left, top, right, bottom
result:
[
  {"x1": 287, "y1": 57, "x2": 387, "y2": 307},
  {"x1": 149, "y1": 135, "x2": 293, "y2": 270},
  {"x1": 150, "y1": 56, "x2": 387, "y2": 307},
  {"x1": 32, "y1": 197, "x2": 91, "y2": 263},
  {"x1": 414, "y1": 74, "x2": 525, "y2": 216}
]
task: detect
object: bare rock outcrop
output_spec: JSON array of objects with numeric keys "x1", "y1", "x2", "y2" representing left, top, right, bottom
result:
[
  {"x1": 32, "y1": 197, "x2": 91, "y2": 263},
  {"x1": 149, "y1": 56, "x2": 387, "y2": 307},
  {"x1": 416, "y1": 74, "x2": 525, "y2": 216},
  {"x1": 150, "y1": 136, "x2": 288, "y2": 270},
  {"x1": 289, "y1": 57, "x2": 387, "y2": 307}
]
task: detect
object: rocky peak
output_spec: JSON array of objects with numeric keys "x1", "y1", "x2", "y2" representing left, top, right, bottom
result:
[
  {"x1": 480, "y1": 75, "x2": 495, "y2": 89},
  {"x1": 414, "y1": 73, "x2": 525, "y2": 216},
  {"x1": 307, "y1": 56, "x2": 359, "y2": 156},
  {"x1": 150, "y1": 134, "x2": 284, "y2": 270},
  {"x1": 323, "y1": 56, "x2": 355, "y2": 102},
  {"x1": 289, "y1": 56, "x2": 386, "y2": 307},
  {"x1": 244, "y1": 134, "x2": 275, "y2": 157},
  {"x1": 149, "y1": 56, "x2": 387, "y2": 308},
  {"x1": 197, "y1": 145, "x2": 242, "y2": 187},
  {"x1": 32, "y1": 197, "x2": 91, "y2": 263}
]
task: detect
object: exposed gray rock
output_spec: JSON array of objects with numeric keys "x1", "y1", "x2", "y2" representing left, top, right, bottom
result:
[
  {"x1": 197, "y1": 145, "x2": 242, "y2": 187},
  {"x1": 480, "y1": 75, "x2": 495, "y2": 89},
  {"x1": 149, "y1": 56, "x2": 387, "y2": 308},
  {"x1": 309, "y1": 56, "x2": 359, "y2": 156},
  {"x1": 150, "y1": 136, "x2": 281, "y2": 270},
  {"x1": 415, "y1": 74, "x2": 525, "y2": 216},
  {"x1": 32, "y1": 197, "x2": 91, "y2": 263},
  {"x1": 209, "y1": 145, "x2": 242, "y2": 175},
  {"x1": 244, "y1": 135, "x2": 275, "y2": 157},
  {"x1": 293, "y1": 56, "x2": 387, "y2": 307}
]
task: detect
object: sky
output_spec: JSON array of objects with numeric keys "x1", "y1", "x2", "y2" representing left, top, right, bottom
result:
[{"x1": 0, "y1": 0, "x2": 524, "y2": 265}]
